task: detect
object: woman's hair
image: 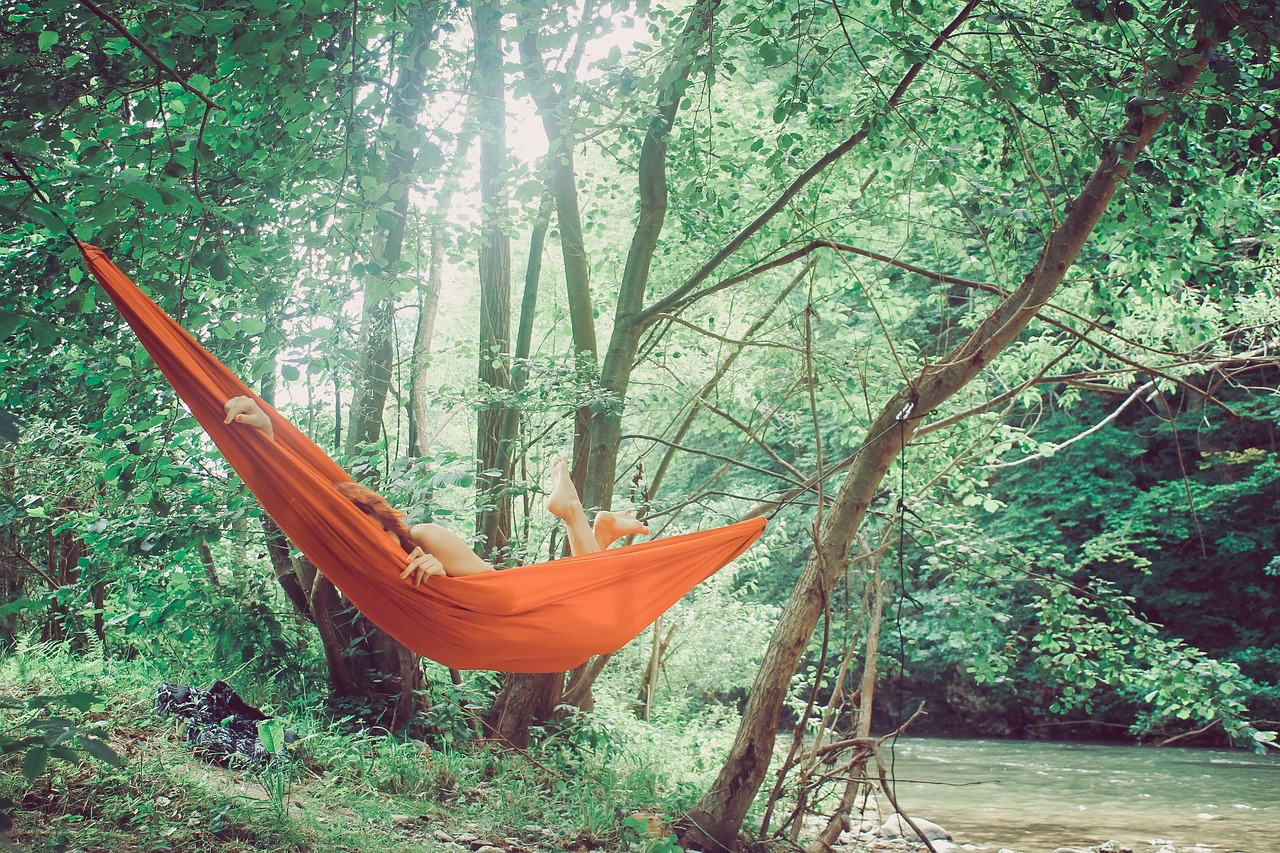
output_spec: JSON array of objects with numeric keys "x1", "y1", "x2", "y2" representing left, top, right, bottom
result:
[{"x1": 334, "y1": 481, "x2": 415, "y2": 552}]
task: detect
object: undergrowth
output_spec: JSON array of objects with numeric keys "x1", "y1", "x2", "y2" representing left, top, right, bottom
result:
[{"x1": 0, "y1": 640, "x2": 746, "y2": 853}]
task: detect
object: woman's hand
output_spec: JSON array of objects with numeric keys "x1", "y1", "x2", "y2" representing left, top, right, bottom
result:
[
  {"x1": 224, "y1": 396, "x2": 275, "y2": 440},
  {"x1": 401, "y1": 546, "x2": 445, "y2": 586}
]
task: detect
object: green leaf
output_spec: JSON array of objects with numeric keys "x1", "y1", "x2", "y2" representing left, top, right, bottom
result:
[
  {"x1": 257, "y1": 718, "x2": 286, "y2": 754},
  {"x1": 38, "y1": 31, "x2": 58, "y2": 51},
  {"x1": 0, "y1": 311, "x2": 21, "y2": 339},
  {"x1": 0, "y1": 409, "x2": 21, "y2": 445},
  {"x1": 76, "y1": 736, "x2": 121, "y2": 768},
  {"x1": 119, "y1": 177, "x2": 164, "y2": 208},
  {"x1": 209, "y1": 254, "x2": 230, "y2": 282},
  {"x1": 29, "y1": 693, "x2": 97, "y2": 712},
  {"x1": 22, "y1": 747, "x2": 49, "y2": 782},
  {"x1": 23, "y1": 204, "x2": 71, "y2": 235}
]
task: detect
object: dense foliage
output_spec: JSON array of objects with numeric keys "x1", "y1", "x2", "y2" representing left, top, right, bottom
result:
[{"x1": 2, "y1": 0, "x2": 1278, "y2": 847}]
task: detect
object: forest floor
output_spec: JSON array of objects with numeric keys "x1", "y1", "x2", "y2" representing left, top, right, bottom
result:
[
  {"x1": 0, "y1": 676, "x2": 950, "y2": 853},
  {"x1": 0, "y1": 648, "x2": 1160, "y2": 853},
  {"x1": 1, "y1": 643, "x2": 742, "y2": 853},
  {"x1": 3, "y1": 690, "x2": 650, "y2": 852}
]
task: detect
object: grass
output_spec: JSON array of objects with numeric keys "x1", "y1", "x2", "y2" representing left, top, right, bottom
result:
[{"x1": 0, "y1": 640, "x2": 741, "y2": 853}]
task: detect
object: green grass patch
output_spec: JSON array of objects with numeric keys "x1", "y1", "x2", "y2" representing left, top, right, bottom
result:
[{"x1": 0, "y1": 640, "x2": 748, "y2": 852}]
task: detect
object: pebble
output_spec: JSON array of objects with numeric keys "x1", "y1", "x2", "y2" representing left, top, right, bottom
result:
[
  {"x1": 475, "y1": 846, "x2": 504, "y2": 853},
  {"x1": 433, "y1": 830, "x2": 454, "y2": 843}
]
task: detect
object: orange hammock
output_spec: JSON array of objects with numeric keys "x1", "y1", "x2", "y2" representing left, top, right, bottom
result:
[{"x1": 77, "y1": 243, "x2": 765, "y2": 672}]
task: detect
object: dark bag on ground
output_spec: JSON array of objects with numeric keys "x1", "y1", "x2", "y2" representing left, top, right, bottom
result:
[{"x1": 155, "y1": 680, "x2": 294, "y2": 763}]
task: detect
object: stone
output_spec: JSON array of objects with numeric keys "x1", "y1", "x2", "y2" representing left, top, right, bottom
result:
[
  {"x1": 475, "y1": 846, "x2": 504, "y2": 853},
  {"x1": 879, "y1": 814, "x2": 952, "y2": 842},
  {"x1": 433, "y1": 831, "x2": 455, "y2": 843},
  {"x1": 456, "y1": 833, "x2": 479, "y2": 843},
  {"x1": 1096, "y1": 843, "x2": 1131, "y2": 853},
  {"x1": 1051, "y1": 848, "x2": 1094, "y2": 853}
]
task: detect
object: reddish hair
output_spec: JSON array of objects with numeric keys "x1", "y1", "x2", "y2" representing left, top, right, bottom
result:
[{"x1": 334, "y1": 481, "x2": 415, "y2": 552}]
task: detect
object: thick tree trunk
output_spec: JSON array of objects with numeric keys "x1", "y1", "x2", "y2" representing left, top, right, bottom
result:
[
  {"x1": 483, "y1": 664, "x2": 561, "y2": 749},
  {"x1": 682, "y1": 35, "x2": 1219, "y2": 850}
]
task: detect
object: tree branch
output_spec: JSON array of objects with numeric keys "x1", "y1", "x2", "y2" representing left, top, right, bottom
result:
[
  {"x1": 76, "y1": 0, "x2": 223, "y2": 111},
  {"x1": 641, "y1": 0, "x2": 983, "y2": 323}
]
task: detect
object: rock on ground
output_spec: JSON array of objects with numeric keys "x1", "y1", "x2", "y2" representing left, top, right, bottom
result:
[{"x1": 878, "y1": 815, "x2": 952, "y2": 842}]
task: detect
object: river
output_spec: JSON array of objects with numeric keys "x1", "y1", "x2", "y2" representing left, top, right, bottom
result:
[{"x1": 869, "y1": 738, "x2": 1280, "y2": 853}]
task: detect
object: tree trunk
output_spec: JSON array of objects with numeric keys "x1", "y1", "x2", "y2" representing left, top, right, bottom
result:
[
  {"x1": 515, "y1": 23, "x2": 597, "y2": 360},
  {"x1": 250, "y1": 5, "x2": 443, "y2": 727},
  {"x1": 483, "y1": 664, "x2": 562, "y2": 749},
  {"x1": 345, "y1": 5, "x2": 439, "y2": 460},
  {"x1": 479, "y1": 194, "x2": 558, "y2": 745},
  {"x1": 514, "y1": 191, "x2": 552, "y2": 389},
  {"x1": 408, "y1": 226, "x2": 443, "y2": 457},
  {"x1": 474, "y1": 0, "x2": 515, "y2": 560},
  {"x1": 410, "y1": 117, "x2": 477, "y2": 457},
  {"x1": 682, "y1": 31, "x2": 1220, "y2": 850}
]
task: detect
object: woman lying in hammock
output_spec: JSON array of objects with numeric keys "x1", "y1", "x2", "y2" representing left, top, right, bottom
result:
[{"x1": 223, "y1": 396, "x2": 649, "y2": 585}]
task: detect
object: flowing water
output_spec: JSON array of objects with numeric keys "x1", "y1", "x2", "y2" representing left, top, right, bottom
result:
[{"x1": 870, "y1": 738, "x2": 1280, "y2": 853}]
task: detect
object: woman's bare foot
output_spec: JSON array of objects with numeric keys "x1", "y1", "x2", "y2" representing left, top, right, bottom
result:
[
  {"x1": 546, "y1": 456, "x2": 583, "y2": 519},
  {"x1": 593, "y1": 509, "x2": 649, "y2": 550}
]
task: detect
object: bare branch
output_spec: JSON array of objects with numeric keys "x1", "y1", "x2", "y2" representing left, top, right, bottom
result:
[
  {"x1": 650, "y1": 313, "x2": 806, "y2": 353},
  {"x1": 984, "y1": 380, "x2": 1156, "y2": 469}
]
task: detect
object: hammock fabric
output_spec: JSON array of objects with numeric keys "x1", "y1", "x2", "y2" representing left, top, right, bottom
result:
[{"x1": 78, "y1": 243, "x2": 765, "y2": 672}]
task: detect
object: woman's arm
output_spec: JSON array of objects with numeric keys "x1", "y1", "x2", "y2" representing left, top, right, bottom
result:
[
  {"x1": 409, "y1": 523, "x2": 494, "y2": 576},
  {"x1": 223, "y1": 396, "x2": 275, "y2": 441}
]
